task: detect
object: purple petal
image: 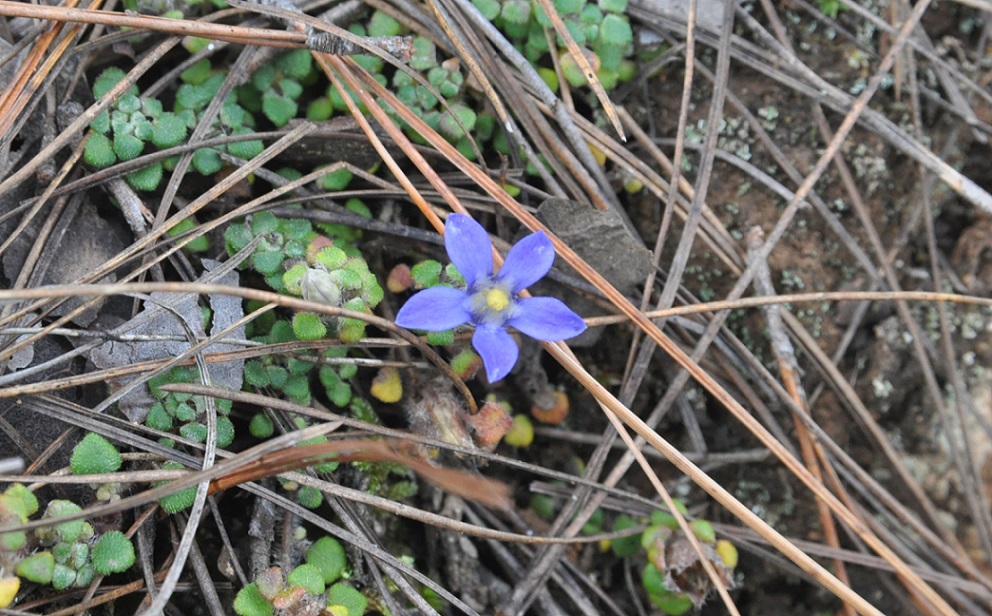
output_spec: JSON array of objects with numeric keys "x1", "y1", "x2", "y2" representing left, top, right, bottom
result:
[
  {"x1": 445, "y1": 214, "x2": 493, "y2": 288},
  {"x1": 472, "y1": 325, "x2": 518, "y2": 382},
  {"x1": 508, "y1": 297, "x2": 586, "y2": 341},
  {"x1": 495, "y1": 230, "x2": 554, "y2": 293},
  {"x1": 395, "y1": 287, "x2": 471, "y2": 331}
]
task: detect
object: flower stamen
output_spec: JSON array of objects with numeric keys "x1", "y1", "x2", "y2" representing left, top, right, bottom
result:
[{"x1": 485, "y1": 288, "x2": 510, "y2": 312}]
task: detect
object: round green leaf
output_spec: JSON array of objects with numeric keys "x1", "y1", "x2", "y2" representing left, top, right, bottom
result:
[
  {"x1": 293, "y1": 312, "x2": 327, "y2": 341},
  {"x1": 234, "y1": 583, "x2": 274, "y2": 616},
  {"x1": 151, "y1": 113, "x2": 188, "y2": 148},
  {"x1": 126, "y1": 162, "x2": 164, "y2": 192},
  {"x1": 287, "y1": 563, "x2": 325, "y2": 595},
  {"x1": 112, "y1": 132, "x2": 143, "y2": 161},
  {"x1": 16, "y1": 551, "x2": 55, "y2": 584},
  {"x1": 84, "y1": 132, "x2": 116, "y2": 168},
  {"x1": 70, "y1": 433, "x2": 122, "y2": 475},
  {"x1": 192, "y1": 148, "x2": 223, "y2": 175},
  {"x1": 92, "y1": 531, "x2": 135, "y2": 575},
  {"x1": 305, "y1": 536, "x2": 346, "y2": 584},
  {"x1": 92, "y1": 67, "x2": 135, "y2": 99},
  {"x1": 326, "y1": 583, "x2": 366, "y2": 616}
]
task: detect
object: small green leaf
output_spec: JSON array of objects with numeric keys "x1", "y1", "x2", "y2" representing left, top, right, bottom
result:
[
  {"x1": 288, "y1": 563, "x2": 325, "y2": 594},
  {"x1": 320, "y1": 366, "x2": 352, "y2": 408},
  {"x1": 280, "y1": 79, "x2": 304, "y2": 101},
  {"x1": 70, "y1": 433, "x2": 122, "y2": 475},
  {"x1": 293, "y1": 313, "x2": 327, "y2": 340},
  {"x1": 277, "y1": 49, "x2": 313, "y2": 80},
  {"x1": 92, "y1": 67, "x2": 135, "y2": 99},
  {"x1": 251, "y1": 211, "x2": 280, "y2": 235},
  {"x1": 368, "y1": 10, "x2": 402, "y2": 37},
  {"x1": 234, "y1": 583, "x2": 274, "y2": 616},
  {"x1": 52, "y1": 563, "x2": 76, "y2": 590},
  {"x1": 438, "y1": 104, "x2": 476, "y2": 141},
  {"x1": 305, "y1": 537, "x2": 347, "y2": 584},
  {"x1": 554, "y1": 0, "x2": 583, "y2": 13},
  {"x1": 598, "y1": 0, "x2": 626, "y2": 12},
  {"x1": 611, "y1": 515, "x2": 642, "y2": 557},
  {"x1": 92, "y1": 531, "x2": 135, "y2": 575},
  {"x1": 181, "y1": 58, "x2": 213, "y2": 85},
  {"x1": 266, "y1": 365, "x2": 289, "y2": 389},
  {"x1": 410, "y1": 260, "x2": 442, "y2": 288},
  {"x1": 690, "y1": 519, "x2": 716, "y2": 543},
  {"x1": 84, "y1": 132, "x2": 116, "y2": 168},
  {"x1": 252, "y1": 251, "x2": 284, "y2": 275},
  {"x1": 472, "y1": 0, "x2": 500, "y2": 19},
  {"x1": 145, "y1": 403, "x2": 173, "y2": 431},
  {"x1": 262, "y1": 91, "x2": 297, "y2": 127},
  {"x1": 192, "y1": 148, "x2": 223, "y2": 175},
  {"x1": 142, "y1": 96, "x2": 163, "y2": 118},
  {"x1": 126, "y1": 162, "x2": 164, "y2": 192},
  {"x1": 16, "y1": 551, "x2": 55, "y2": 584},
  {"x1": 180, "y1": 422, "x2": 208, "y2": 443},
  {"x1": 228, "y1": 127, "x2": 264, "y2": 159},
  {"x1": 175, "y1": 83, "x2": 210, "y2": 111},
  {"x1": 116, "y1": 94, "x2": 141, "y2": 114},
  {"x1": 326, "y1": 583, "x2": 367, "y2": 616},
  {"x1": 409, "y1": 36, "x2": 437, "y2": 71},
  {"x1": 216, "y1": 416, "x2": 235, "y2": 448},
  {"x1": 283, "y1": 262, "x2": 308, "y2": 295},
  {"x1": 159, "y1": 464, "x2": 197, "y2": 514},
  {"x1": 151, "y1": 113, "x2": 188, "y2": 148},
  {"x1": 40, "y1": 500, "x2": 86, "y2": 544},
  {"x1": 4, "y1": 484, "x2": 38, "y2": 516},
  {"x1": 425, "y1": 330, "x2": 454, "y2": 346},
  {"x1": 282, "y1": 373, "x2": 311, "y2": 405},
  {"x1": 641, "y1": 562, "x2": 666, "y2": 596},
  {"x1": 599, "y1": 13, "x2": 633, "y2": 46},
  {"x1": 314, "y1": 246, "x2": 347, "y2": 270},
  {"x1": 221, "y1": 101, "x2": 248, "y2": 128},
  {"x1": 92, "y1": 110, "x2": 111, "y2": 134},
  {"x1": 307, "y1": 97, "x2": 333, "y2": 121},
  {"x1": 318, "y1": 167, "x2": 353, "y2": 191},
  {"x1": 249, "y1": 413, "x2": 274, "y2": 438},
  {"x1": 501, "y1": 0, "x2": 531, "y2": 24},
  {"x1": 73, "y1": 564, "x2": 95, "y2": 588}
]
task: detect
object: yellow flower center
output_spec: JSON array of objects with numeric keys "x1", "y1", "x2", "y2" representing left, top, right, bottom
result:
[{"x1": 484, "y1": 288, "x2": 510, "y2": 312}]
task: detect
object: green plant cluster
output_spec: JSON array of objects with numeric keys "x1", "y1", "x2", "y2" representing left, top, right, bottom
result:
[
  {"x1": 237, "y1": 49, "x2": 315, "y2": 128},
  {"x1": 608, "y1": 501, "x2": 739, "y2": 615},
  {"x1": 7, "y1": 496, "x2": 135, "y2": 593},
  {"x1": 389, "y1": 35, "x2": 497, "y2": 160},
  {"x1": 145, "y1": 365, "x2": 236, "y2": 448},
  {"x1": 473, "y1": 0, "x2": 636, "y2": 90},
  {"x1": 225, "y1": 211, "x2": 384, "y2": 343},
  {"x1": 234, "y1": 536, "x2": 367, "y2": 616},
  {"x1": 84, "y1": 58, "x2": 265, "y2": 191}
]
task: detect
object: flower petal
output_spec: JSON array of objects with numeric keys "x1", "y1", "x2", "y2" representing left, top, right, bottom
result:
[
  {"x1": 472, "y1": 325, "x2": 519, "y2": 382},
  {"x1": 395, "y1": 287, "x2": 471, "y2": 331},
  {"x1": 445, "y1": 214, "x2": 493, "y2": 288},
  {"x1": 495, "y1": 230, "x2": 554, "y2": 293},
  {"x1": 507, "y1": 297, "x2": 587, "y2": 341}
]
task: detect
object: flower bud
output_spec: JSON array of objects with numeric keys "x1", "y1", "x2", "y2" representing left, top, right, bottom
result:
[{"x1": 301, "y1": 268, "x2": 341, "y2": 306}]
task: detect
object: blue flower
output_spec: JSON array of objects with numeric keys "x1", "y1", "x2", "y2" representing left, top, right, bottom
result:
[{"x1": 396, "y1": 214, "x2": 587, "y2": 382}]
